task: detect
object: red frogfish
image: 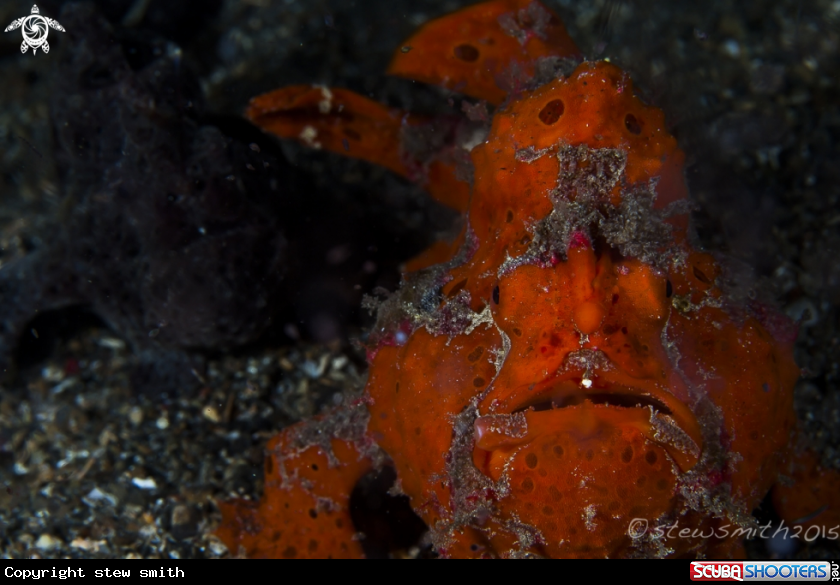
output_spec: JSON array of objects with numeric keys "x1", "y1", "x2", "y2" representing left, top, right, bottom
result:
[{"x1": 215, "y1": 0, "x2": 840, "y2": 558}]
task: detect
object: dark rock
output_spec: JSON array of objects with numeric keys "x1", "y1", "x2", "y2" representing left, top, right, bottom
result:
[
  {"x1": 0, "y1": 4, "x2": 290, "y2": 390},
  {"x1": 170, "y1": 504, "x2": 198, "y2": 540}
]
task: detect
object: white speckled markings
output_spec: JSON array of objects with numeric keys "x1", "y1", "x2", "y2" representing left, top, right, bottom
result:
[{"x1": 4, "y1": 5, "x2": 65, "y2": 55}]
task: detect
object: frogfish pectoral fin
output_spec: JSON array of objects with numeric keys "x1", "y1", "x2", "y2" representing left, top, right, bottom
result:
[
  {"x1": 246, "y1": 85, "x2": 410, "y2": 176},
  {"x1": 246, "y1": 85, "x2": 471, "y2": 212},
  {"x1": 215, "y1": 420, "x2": 378, "y2": 559}
]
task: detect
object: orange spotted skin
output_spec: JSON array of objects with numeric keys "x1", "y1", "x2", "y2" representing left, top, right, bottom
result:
[
  {"x1": 216, "y1": 0, "x2": 838, "y2": 558},
  {"x1": 388, "y1": 0, "x2": 580, "y2": 105}
]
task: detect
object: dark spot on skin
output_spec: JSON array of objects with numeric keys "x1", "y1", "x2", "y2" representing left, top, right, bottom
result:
[
  {"x1": 645, "y1": 450, "x2": 658, "y2": 465},
  {"x1": 512, "y1": 327, "x2": 523, "y2": 337},
  {"x1": 311, "y1": 464, "x2": 319, "y2": 471},
  {"x1": 449, "y1": 278, "x2": 468, "y2": 297},
  {"x1": 656, "y1": 478, "x2": 669, "y2": 491},
  {"x1": 552, "y1": 445, "x2": 564, "y2": 458},
  {"x1": 282, "y1": 546, "x2": 297, "y2": 558},
  {"x1": 612, "y1": 294, "x2": 619, "y2": 304},
  {"x1": 308, "y1": 539, "x2": 318, "y2": 552},
  {"x1": 492, "y1": 285, "x2": 500, "y2": 304},
  {"x1": 525, "y1": 453, "x2": 538, "y2": 468},
  {"x1": 308, "y1": 509, "x2": 318, "y2": 519},
  {"x1": 395, "y1": 383, "x2": 400, "y2": 393},
  {"x1": 693, "y1": 266, "x2": 712, "y2": 284},
  {"x1": 621, "y1": 446, "x2": 633, "y2": 463},
  {"x1": 585, "y1": 449, "x2": 594, "y2": 461},
  {"x1": 521, "y1": 477, "x2": 535, "y2": 493},
  {"x1": 538, "y1": 99, "x2": 565, "y2": 125},
  {"x1": 453, "y1": 43, "x2": 479, "y2": 62},
  {"x1": 700, "y1": 339, "x2": 715, "y2": 349},
  {"x1": 548, "y1": 486, "x2": 563, "y2": 501},
  {"x1": 467, "y1": 346, "x2": 485, "y2": 362},
  {"x1": 473, "y1": 377, "x2": 486, "y2": 387},
  {"x1": 666, "y1": 279, "x2": 673, "y2": 298},
  {"x1": 506, "y1": 210, "x2": 514, "y2": 223},
  {"x1": 625, "y1": 113, "x2": 642, "y2": 135}
]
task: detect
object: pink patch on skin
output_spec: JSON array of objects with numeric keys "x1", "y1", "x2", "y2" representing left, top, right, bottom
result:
[
  {"x1": 706, "y1": 469, "x2": 724, "y2": 488},
  {"x1": 750, "y1": 301, "x2": 799, "y2": 346},
  {"x1": 367, "y1": 319, "x2": 415, "y2": 362},
  {"x1": 568, "y1": 231, "x2": 591, "y2": 249}
]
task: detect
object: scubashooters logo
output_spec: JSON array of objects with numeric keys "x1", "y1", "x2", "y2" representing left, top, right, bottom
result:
[
  {"x1": 690, "y1": 561, "x2": 837, "y2": 582},
  {"x1": 4, "y1": 5, "x2": 65, "y2": 54}
]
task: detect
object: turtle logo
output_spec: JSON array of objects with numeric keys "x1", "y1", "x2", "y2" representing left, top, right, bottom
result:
[{"x1": 4, "y1": 5, "x2": 65, "y2": 55}]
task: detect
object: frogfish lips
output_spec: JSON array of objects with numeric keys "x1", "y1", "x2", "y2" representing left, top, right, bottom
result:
[{"x1": 473, "y1": 370, "x2": 704, "y2": 482}]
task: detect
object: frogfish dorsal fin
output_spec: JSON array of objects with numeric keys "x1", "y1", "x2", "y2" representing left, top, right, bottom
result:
[{"x1": 388, "y1": 0, "x2": 580, "y2": 105}]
